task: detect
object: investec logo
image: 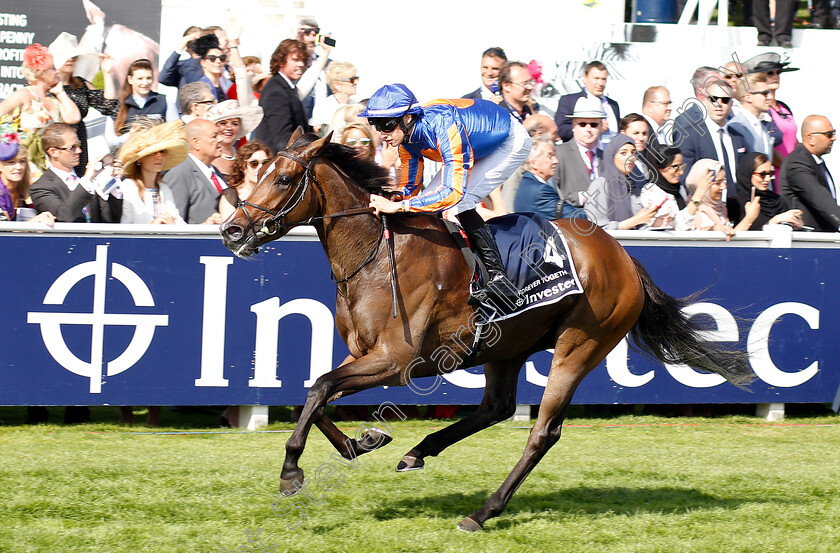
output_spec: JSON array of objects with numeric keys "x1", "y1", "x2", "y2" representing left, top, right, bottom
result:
[{"x1": 27, "y1": 245, "x2": 168, "y2": 393}]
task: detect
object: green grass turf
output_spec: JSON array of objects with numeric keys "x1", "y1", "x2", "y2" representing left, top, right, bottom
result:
[{"x1": 1, "y1": 407, "x2": 839, "y2": 552}]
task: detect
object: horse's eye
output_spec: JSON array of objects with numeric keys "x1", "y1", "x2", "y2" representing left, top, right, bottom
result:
[{"x1": 276, "y1": 175, "x2": 292, "y2": 187}]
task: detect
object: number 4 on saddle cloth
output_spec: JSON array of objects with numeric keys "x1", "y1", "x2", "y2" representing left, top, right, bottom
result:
[{"x1": 446, "y1": 213, "x2": 584, "y2": 324}]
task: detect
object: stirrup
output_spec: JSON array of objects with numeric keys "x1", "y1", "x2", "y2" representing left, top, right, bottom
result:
[{"x1": 468, "y1": 274, "x2": 524, "y2": 308}]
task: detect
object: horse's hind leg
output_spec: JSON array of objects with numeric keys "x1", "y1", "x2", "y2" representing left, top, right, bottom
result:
[
  {"x1": 458, "y1": 327, "x2": 626, "y2": 532},
  {"x1": 397, "y1": 356, "x2": 526, "y2": 471}
]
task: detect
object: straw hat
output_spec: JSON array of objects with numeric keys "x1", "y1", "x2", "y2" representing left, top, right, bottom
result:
[
  {"x1": 118, "y1": 120, "x2": 188, "y2": 178},
  {"x1": 205, "y1": 100, "x2": 265, "y2": 139},
  {"x1": 48, "y1": 32, "x2": 99, "y2": 71},
  {"x1": 569, "y1": 96, "x2": 607, "y2": 119}
]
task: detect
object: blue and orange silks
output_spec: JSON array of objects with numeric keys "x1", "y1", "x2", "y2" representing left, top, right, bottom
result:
[{"x1": 400, "y1": 99, "x2": 511, "y2": 212}]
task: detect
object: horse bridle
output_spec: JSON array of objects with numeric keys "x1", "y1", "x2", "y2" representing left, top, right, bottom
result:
[{"x1": 233, "y1": 149, "x2": 383, "y2": 282}]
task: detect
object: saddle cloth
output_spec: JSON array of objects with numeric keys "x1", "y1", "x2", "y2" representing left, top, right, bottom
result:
[{"x1": 475, "y1": 213, "x2": 584, "y2": 323}]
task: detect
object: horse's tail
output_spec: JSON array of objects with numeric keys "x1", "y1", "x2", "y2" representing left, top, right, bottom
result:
[{"x1": 628, "y1": 257, "x2": 754, "y2": 389}]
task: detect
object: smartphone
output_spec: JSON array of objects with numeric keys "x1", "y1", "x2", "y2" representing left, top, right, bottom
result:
[
  {"x1": 317, "y1": 34, "x2": 336, "y2": 47},
  {"x1": 751, "y1": 186, "x2": 756, "y2": 202}
]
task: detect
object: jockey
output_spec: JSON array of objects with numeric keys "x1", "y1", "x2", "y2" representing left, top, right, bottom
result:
[{"x1": 363, "y1": 83, "x2": 531, "y2": 307}]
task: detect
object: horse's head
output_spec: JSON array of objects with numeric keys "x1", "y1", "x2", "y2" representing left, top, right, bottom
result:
[{"x1": 220, "y1": 129, "x2": 332, "y2": 258}]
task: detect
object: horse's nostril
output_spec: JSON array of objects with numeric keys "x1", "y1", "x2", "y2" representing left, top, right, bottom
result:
[{"x1": 224, "y1": 225, "x2": 244, "y2": 241}]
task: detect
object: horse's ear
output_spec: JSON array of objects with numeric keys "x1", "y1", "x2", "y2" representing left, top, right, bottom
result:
[
  {"x1": 286, "y1": 127, "x2": 304, "y2": 148},
  {"x1": 302, "y1": 133, "x2": 332, "y2": 159},
  {"x1": 323, "y1": 131, "x2": 334, "y2": 145}
]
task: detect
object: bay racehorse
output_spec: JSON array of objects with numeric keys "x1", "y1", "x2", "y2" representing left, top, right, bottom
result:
[{"x1": 220, "y1": 129, "x2": 752, "y2": 531}]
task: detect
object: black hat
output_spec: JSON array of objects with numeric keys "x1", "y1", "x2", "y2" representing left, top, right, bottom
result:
[
  {"x1": 192, "y1": 34, "x2": 221, "y2": 59},
  {"x1": 743, "y1": 53, "x2": 799, "y2": 74}
]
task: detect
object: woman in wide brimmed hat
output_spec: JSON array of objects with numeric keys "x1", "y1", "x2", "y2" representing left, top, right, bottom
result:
[
  {"x1": 49, "y1": 32, "x2": 119, "y2": 176},
  {"x1": 117, "y1": 119, "x2": 188, "y2": 224},
  {"x1": 205, "y1": 99, "x2": 264, "y2": 179}
]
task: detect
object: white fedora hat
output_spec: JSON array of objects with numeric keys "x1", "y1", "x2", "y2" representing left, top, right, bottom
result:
[
  {"x1": 569, "y1": 96, "x2": 606, "y2": 119},
  {"x1": 48, "y1": 32, "x2": 99, "y2": 72}
]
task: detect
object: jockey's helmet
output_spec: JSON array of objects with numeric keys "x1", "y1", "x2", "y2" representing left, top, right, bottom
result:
[{"x1": 358, "y1": 84, "x2": 422, "y2": 132}]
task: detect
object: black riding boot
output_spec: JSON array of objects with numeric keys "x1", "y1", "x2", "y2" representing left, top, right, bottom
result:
[{"x1": 465, "y1": 225, "x2": 523, "y2": 308}]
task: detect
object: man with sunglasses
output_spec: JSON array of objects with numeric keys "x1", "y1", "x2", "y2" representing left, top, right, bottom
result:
[
  {"x1": 362, "y1": 84, "x2": 531, "y2": 307},
  {"x1": 728, "y1": 72, "x2": 776, "y2": 160},
  {"x1": 554, "y1": 97, "x2": 604, "y2": 218},
  {"x1": 30, "y1": 123, "x2": 122, "y2": 223},
  {"x1": 672, "y1": 67, "x2": 748, "y2": 194},
  {"x1": 779, "y1": 115, "x2": 840, "y2": 231}
]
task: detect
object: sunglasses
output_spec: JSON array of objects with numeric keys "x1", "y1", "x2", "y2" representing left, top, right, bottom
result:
[
  {"x1": 53, "y1": 143, "x2": 82, "y2": 152},
  {"x1": 811, "y1": 130, "x2": 836, "y2": 139},
  {"x1": 576, "y1": 121, "x2": 600, "y2": 128},
  {"x1": 204, "y1": 54, "x2": 227, "y2": 63},
  {"x1": 766, "y1": 70, "x2": 780, "y2": 76},
  {"x1": 299, "y1": 27, "x2": 319, "y2": 35},
  {"x1": 706, "y1": 95, "x2": 731, "y2": 105},
  {"x1": 667, "y1": 162, "x2": 686, "y2": 172},
  {"x1": 345, "y1": 137, "x2": 371, "y2": 146},
  {"x1": 247, "y1": 159, "x2": 272, "y2": 169},
  {"x1": 749, "y1": 89, "x2": 772, "y2": 97},
  {"x1": 369, "y1": 118, "x2": 399, "y2": 133},
  {"x1": 369, "y1": 94, "x2": 417, "y2": 133},
  {"x1": 340, "y1": 76, "x2": 359, "y2": 84},
  {"x1": 753, "y1": 171, "x2": 775, "y2": 179}
]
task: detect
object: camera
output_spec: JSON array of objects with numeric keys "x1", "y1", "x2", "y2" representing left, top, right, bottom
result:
[{"x1": 317, "y1": 34, "x2": 336, "y2": 47}]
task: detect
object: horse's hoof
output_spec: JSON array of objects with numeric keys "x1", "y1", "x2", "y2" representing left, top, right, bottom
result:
[
  {"x1": 279, "y1": 472, "x2": 304, "y2": 496},
  {"x1": 395, "y1": 455, "x2": 424, "y2": 472},
  {"x1": 457, "y1": 517, "x2": 483, "y2": 532},
  {"x1": 357, "y1": 427, "x2": 392, "y2": 451}
]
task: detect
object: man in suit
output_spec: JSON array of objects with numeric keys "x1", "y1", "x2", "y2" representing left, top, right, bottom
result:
[
  {"x1": 252, "y1": 39, "x2": 312, "y2": 153},
  {"x1": 164, "y1": 119, "x2": 226, "y2": 224},
  {"x1": 728, "y1": 72, "x2": 774, "y2": 158},
  {"x1": 779, "y1": 115, "x2": 839, "y2": 231},
  {"x1": 159, "y1": 26, "x2": 203, "y2": 89},
  {"x1": 30, "y1": 123, "x2": 122, "y2": 223},
  {"x1": 555, "y1": 96, "x2": 604, "y2": 217},
  {"x1": 641, "y1": 85, "x2": 671, "y2": 147},
  {"x1": 554, "y1": 61, "x2": 620, "y2": 146},
  {"x1": 463, "y1": 47, "x2": 507, "y2": 100},
  {"x1": 671, "y1": 67, "x2": 748, "y2": 194},
  {"x1": 514, "y1": 138, "x2": 560, "y2": 219}
]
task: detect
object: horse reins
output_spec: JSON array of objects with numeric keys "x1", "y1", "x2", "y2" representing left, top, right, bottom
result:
[{"x1": 235, "y1": 150, "x2": 397, "y2": 308}]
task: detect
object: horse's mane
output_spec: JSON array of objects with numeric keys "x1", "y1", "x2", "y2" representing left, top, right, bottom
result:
[{"x1": 290, "y1": 132, "x2": 391, "y2": 192}]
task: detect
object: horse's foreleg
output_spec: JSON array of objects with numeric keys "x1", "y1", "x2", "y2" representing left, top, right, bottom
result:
[
  {"x1": 397, "y1": 357, "x2": 526, "y2": 471},
  {"x1": 280, "y1": 352, "x2": 396, "y2": 495},
  {"x1": 314, "y1": 413, "x2": 393, "y2": 460}
]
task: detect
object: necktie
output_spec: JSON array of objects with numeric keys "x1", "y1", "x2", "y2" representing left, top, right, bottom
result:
[
  {"x1": 586, "y1": 149, "x2": 596, "y2": 179},
  {"x1": 210, "y1": 172, "x2": 224, "y2": 193},
  {"x1": 718, "y1": 128, "x2": 734, "y2": 192},
  {"x1": 820, "y1": 162, "x2": 837, "y2": 202}
]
